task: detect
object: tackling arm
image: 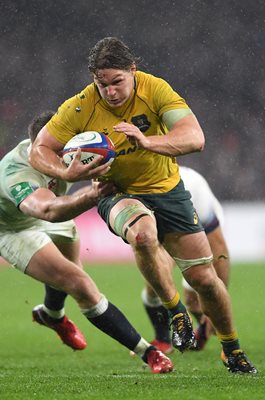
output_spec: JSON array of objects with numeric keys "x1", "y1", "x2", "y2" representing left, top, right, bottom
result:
[{"x1": 19, "y1": 181, "x2": 114, "y2": 222}]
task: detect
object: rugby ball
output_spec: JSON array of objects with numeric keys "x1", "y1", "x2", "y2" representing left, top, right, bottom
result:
[{"x1": 62, "y1": 131, "x2": 116, "y2": 166}]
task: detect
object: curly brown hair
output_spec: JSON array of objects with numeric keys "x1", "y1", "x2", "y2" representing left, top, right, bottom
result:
[{"x1": 88, "y1": 37, "x2": 140, "y2": 73}]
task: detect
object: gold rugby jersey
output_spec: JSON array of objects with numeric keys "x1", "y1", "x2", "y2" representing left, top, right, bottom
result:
[{"x1": 47, "y1": 71, "x2": 191, "y2": 194}]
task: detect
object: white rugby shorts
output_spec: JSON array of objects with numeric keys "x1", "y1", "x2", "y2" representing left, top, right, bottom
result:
[{"x1": 0, "y1": 220, "x2": 78, "y2": 273}]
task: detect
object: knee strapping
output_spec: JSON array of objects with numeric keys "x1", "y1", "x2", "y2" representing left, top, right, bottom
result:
[
  {"x1": 174, "y1": 255, "x2": 213, "y2": 272},
  {"x1": 113, "y1": 204, "x2": 153, "y2": 239}
]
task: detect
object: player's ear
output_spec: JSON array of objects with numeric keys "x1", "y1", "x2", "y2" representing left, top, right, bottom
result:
[{"x1": 130, "y1": 63, "x2": 136, "y2": 75}]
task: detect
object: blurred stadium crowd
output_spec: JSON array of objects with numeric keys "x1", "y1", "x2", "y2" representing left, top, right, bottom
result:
[{"x1": 1, "y1": 0, "x2": 264, "y2": 201}]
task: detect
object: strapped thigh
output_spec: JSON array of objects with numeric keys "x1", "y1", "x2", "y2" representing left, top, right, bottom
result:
[
  {"x1": 173, "y1": 254, "x2": 213, "y2": 272},
  {"x1": 113, "y1": 204, "x2": 153, "y2": 240}
]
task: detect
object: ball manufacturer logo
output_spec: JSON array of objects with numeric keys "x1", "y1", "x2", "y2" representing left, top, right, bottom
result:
[
  {"x1": 81, "y1": 155, "x2": 95, "y2": 164},
  {"x1": 63, "y1": 131, "x2": 116, "y2": 166},
  {"x1": 77, "y1": 132, "x2": 97, "y2": 142}
]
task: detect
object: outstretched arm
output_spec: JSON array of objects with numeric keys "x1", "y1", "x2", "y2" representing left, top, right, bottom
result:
[{"x1": 19, "y1": 181, "x2": 115, "y2": 222}]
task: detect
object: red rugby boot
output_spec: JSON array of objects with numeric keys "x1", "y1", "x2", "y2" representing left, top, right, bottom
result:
[{"x1": 32, "y1": 304, "x2": 87, "y2": 350}]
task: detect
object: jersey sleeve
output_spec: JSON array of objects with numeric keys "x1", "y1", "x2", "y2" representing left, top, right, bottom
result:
[
  {"x1": 4, "y1": 171, "x2": 45, "y2": 207},
  {"x1": 152, "y1": 77, "x2": 191, "y2": 117},
  {"x1": 46, "y1": 95, "x2": 84, "y2": 144}
]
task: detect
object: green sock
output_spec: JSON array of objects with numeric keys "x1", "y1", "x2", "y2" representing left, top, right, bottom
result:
[
  {"x1": 221, "y1": 339, "x2": 240, "y2": 356},
  {"x1": 167, "y1": 300, "x2": 187, "y2": 318}
]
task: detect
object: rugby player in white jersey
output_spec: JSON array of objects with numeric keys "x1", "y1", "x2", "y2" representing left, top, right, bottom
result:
[{"x1": 0, "y1": 111, "x2": 173, "y2": 374}]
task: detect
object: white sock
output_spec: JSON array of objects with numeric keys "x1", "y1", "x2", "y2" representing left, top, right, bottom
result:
[
  {"x1": 43, "y1": 304, "x2": 65, "y2": 319},
  {"x1": 80, "y1": 295, "x2": 109, "y2": 318},
  {"x1": 133, "y1": 337, "x2": 151, "y2": 358}
]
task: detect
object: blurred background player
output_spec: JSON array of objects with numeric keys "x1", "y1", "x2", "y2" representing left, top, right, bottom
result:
[
  {"x1": 141, "y1": 166, "x2": 230, "y2": 354},
  {"x1": 0, "y1": 111, "x2": 173, "y2": 374}
]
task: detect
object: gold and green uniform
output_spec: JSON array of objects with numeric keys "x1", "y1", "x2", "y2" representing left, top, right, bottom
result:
[{"x1": 47, "y1": 71, "x2": 192, "y2": 194}]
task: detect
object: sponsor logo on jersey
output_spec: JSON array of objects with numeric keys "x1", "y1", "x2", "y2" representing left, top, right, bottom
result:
[
  {"x1": 10, "y1": 182, "x2": 34, "y2": 206},
  {"x1": 116, "y1": 145, "x2": 138, "y2": 157}
]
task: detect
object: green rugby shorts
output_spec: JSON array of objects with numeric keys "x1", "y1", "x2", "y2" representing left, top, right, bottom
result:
[{"x1": 98, "y1": 179, "x2": 204, "y2": 242}]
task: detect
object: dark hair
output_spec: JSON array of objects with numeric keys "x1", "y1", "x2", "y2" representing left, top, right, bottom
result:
[
  {"x1": 88, "y1": 37, "x2": 140, "y2": 73},
  {"x1": 28, "y1": 110, "x2": 55, "y2": 142}
]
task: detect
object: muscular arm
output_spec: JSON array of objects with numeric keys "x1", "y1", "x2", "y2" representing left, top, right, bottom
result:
[
  {"x1": 114, "y1": 113, "x2": 205, "y2": 157},
  {"x1": 29, "y1": 126, "x2": 66, "y2": 178},
  {"x1": 19, "y1": 182, "x2": 114, "y2": 222},
  {"x1": 29, "y1": 126, "x2": 111, "y2": 182}
]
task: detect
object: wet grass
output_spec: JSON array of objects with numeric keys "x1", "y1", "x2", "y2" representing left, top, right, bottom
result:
[{"x1": 0, "y1": 262, "x2": 264, "y2": 400}]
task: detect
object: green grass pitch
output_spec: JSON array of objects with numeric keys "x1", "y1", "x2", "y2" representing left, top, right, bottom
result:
[{"x1": 0, "y1": 262, "x2": 264, "y2": 400}]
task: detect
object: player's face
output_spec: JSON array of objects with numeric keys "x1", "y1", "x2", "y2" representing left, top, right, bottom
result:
[{"x1": 94, "y1": 67, "x2": 136, "y2": 108}]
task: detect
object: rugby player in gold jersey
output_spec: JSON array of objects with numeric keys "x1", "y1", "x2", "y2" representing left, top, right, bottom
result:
[{"x1": 29, "y1": 37, "x2": 257, "y2": 374}]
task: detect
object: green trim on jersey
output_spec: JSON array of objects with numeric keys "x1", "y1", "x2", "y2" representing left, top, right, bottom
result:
[{"x1": 162, "y1": 109, "x2": 193, "y2": 130}]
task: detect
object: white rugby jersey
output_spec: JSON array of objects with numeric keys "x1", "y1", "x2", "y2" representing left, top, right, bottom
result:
[
  {"x1": 0, "y1": 139, "x2": 72, "y2": 231},
  {"x1": 179, "y1": 166, "x2": 224, "y2": 232}
]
